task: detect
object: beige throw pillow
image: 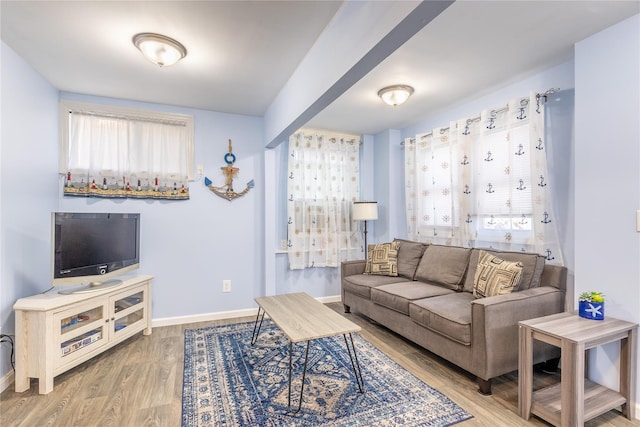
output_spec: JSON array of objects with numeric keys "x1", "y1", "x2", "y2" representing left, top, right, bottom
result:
[
  {"x1": 364, "y1": 242, "x2": 399, "y2": 277},
  {"x1": 473, "y1": 250, "x2": 523, "y2": 298}
]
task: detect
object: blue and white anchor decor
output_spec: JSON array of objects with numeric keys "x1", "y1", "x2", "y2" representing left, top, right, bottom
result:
[{"x1": 204, "y1": 139, "x2": 254, "y2": 201}]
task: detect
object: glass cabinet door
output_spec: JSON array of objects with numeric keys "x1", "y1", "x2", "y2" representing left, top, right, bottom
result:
[
  {"x1": 57, "y1": 302, "x2": 106, "y2": 362},
  {"x1": 111, "y1": 290, "x2": 145, "y2": 336}
]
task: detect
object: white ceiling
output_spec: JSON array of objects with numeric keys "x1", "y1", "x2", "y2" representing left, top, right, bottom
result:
[{"x1": 2, "y1": 1, "x2": 638, "y2": 137}]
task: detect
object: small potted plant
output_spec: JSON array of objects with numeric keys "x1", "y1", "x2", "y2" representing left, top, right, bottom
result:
[{"x1": 578, "y1": 291, "x2": 605, "y2": 320}]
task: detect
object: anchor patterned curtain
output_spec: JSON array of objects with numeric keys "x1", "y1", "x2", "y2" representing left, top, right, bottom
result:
[
  {"x1": 404, "y1": 92, "x2": 563, "y2": 264},
  {"x1": 287, "y1": 131, "x2": 361, "y2": 269},
  {"x1": 62, "y1": 108, "x2": 193, "y2": 200}
]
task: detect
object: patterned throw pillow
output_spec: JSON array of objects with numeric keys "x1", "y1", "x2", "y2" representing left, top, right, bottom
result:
[
  {"x1": 364, "y1": 242, "x2": 399, "y2": 276},
  {"x1": 473, "y1": 250, "x2": 523, "y2": 298}
]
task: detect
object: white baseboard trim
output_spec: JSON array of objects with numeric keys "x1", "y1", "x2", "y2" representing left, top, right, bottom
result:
[
  {"x1": 152, "y1": 294, "x2": 342, "y2": 328},
  {"x1": 0, "y1": 370, "x2": 14, "y2": 393},
  {"x1": 152, "y1": 307, "x2": 258, "y2": 328}
]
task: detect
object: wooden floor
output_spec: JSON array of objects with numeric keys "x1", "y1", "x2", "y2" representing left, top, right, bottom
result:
[{"x1": 1, "y1": 302, "x2": 639, "y2": 427}]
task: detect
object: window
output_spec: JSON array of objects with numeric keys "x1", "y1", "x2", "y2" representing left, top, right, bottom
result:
[
  {"x1": 474, "y1": 116, "x2": 533, "y2": 245},
  {"x1": 59, "y1": 101, "x2": 194, "y2": 200},
  {"x1": 404, "y1": 93, "x2": 563, "y2": 263},
  {"x1": 286, "y1": 131, "x2": 361, "y2": 269}
]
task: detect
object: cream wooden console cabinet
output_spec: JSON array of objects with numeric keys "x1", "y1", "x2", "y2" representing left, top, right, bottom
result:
[{"x1": 13, "y1": 275, "x2": 153, "y2": 394}]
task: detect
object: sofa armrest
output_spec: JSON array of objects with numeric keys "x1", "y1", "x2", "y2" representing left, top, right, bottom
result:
[
  {"x1": 341, "y1": 260, "x2": 366, "y2": 279},
  {"x1": 470, "y1": 286, "x2": 565, "y2": 379}
]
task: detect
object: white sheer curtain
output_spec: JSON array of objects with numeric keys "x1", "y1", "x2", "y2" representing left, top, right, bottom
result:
[
  {"x1": 287, "y1": 131, "x2": 361, "y2": 269},
  {"x1": 405, "y1": 92, "x2": 563, "y2": 264},
  {"x1": 63, "y1": 111, "x2": 193, "y2": 200}
]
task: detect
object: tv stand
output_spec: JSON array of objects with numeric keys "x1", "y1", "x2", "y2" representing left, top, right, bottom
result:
[
  {"x1": 13, "y1": 275, "x2": 152, "y2": 394},
  {"x1": 58, "y1": 279, "x2": 123, "y2": 295}
]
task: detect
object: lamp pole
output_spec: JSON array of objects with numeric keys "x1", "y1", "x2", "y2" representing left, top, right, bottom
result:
[{"x1": 363, "y1": 219, "x2": 370, "y2": 252}]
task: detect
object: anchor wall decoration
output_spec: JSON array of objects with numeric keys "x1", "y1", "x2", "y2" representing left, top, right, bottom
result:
[{"x1": 204, "y1": 139, "x2": 254, "y2": 201}]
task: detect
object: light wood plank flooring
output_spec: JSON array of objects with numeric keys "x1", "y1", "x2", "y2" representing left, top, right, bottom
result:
[{"x1": 1, "y1": 302, "x2": 639, "y2": 426}]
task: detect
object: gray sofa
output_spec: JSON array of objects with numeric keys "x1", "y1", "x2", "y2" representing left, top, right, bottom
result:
[{"x1": 341, "y1": 239, "x2": 567, "y2": 395}]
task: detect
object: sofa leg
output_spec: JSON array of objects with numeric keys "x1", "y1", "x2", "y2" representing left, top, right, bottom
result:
[
  {"x1": 541, "y1": 357, "x2": 560, "y2": 374},
  {"x1": 343, "y1": 304, "x2": 351, "y2": 314},
  {"x1": 477, "y1": 378, "x2": 492, "y2": 395}
]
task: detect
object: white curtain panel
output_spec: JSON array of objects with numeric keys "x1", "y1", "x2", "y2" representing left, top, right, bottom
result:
[
  {"x1": 405, "y1": 93, "x2": 563, "y2": 265},
  {"x1": 65, "y1": 112, "x2": 191, "y2": 199},
  {"x1": 287, "y1": 132, "x2": 361, "y2": 269}
]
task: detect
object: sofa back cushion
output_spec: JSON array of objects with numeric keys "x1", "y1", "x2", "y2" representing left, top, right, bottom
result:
[
  {"x1": 463, "y1": 248, "x2": 545, "y2": 293},
  {"x1": 414, "y1": 245, "x2": 471, "y2": 291},
  {"x1": 393, "y1": 238, "x2": 427, "y2": 280}
]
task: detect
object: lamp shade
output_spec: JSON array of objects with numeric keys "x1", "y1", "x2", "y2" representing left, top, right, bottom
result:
[{"x1": 353, "y1": 201, "x2": 378, "y2": 221}]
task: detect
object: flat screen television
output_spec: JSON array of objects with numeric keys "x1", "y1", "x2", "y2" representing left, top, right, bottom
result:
[{"x1": 52, "y1": 212, "x2": 140, "y2": 294}]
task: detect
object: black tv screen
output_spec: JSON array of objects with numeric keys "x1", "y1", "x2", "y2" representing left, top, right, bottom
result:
[{"x1": 52, "y1": 212, "x2": 140, "y2": 286}]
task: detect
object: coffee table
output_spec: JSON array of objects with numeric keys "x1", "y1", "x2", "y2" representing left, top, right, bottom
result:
[{"x1": 251, "y1": 292, "x2": 364, "y2": 412}]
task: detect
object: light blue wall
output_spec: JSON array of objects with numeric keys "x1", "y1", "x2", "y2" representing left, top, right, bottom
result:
[
  {"x1": 57, "y1": 92, "x2": 265, "y2": 321},
  {"x1": 574, "y1": 13, "x2": 640, "y2": 395},
  {"x1": 372, "y1": 129, "x2": 405, "y2": 243},
  {"x1": 1, "y1": 37, "x2": 267, "y2": 345},
  {"x1": 1, "y1": 41, "x2": 59, "y2": 376}
]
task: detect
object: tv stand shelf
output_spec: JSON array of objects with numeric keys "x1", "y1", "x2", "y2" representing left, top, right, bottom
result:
[{"x1": 13, "y1": 275, "x2": 153, "y2": 394}]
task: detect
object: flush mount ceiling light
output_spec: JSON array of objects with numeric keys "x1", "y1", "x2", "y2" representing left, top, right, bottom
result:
[
  {"x1": 378, "y1": 84, "x2": 415, "y2": 106},
  {"x1": 132, "y1": 33, "x2": 187, "y2": 67}
]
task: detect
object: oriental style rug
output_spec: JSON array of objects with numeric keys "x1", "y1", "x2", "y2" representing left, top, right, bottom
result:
[{"x1": 182, "y1": 321, "x2": 473, "y2": 426}]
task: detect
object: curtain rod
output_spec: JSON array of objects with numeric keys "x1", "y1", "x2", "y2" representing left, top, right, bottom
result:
[
  {"x1": 68, "y1": 110, "x2": 188, "y2": 127},
  {"x1": 401, "y1": 87, "x2": 559, "y2": 144},
  {"x1": 294, "y1": 128, "x2": 361, "y2": 145}
]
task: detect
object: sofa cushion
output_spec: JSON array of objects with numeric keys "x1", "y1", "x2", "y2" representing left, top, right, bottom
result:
[
  {"x1": 409, "y1": 293, "x2": 474, "y2": 345},
  {"x1": 463, "y1": 248, "x2": 545, "y2": 293},
  {"x1": 394, "y1": 238, "x2": 427, "y2": 280},
  {"x1": 342, "y1": 275, "x2": 411, "y2": 299},
  {"x1": 371, "y1": 282, "x2": 454, "y2": 315},
  {"x1": 414, "y1": 245, "x2": 471, "y2": 291},
  {"x1": 364, "y1": 241, "x2": 400, "y2": 276},
  {"x1": 472, "y1": 251, "x2": 523, "y2": 298}
]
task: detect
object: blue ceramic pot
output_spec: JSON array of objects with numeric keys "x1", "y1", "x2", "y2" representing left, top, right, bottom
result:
[{"x1": 578, "y1": 300, "x2": 604, "y2": 320}]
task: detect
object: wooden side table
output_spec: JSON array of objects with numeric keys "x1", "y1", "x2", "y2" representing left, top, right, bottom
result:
[{"x1": 518, "y1": 312, "x2": 637, "y2": 427}]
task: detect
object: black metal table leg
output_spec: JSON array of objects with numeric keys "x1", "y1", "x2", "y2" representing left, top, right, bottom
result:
[
  {"x1": 250, "y1": 307, "x2": 266, "y2": 345},
  {"x1": 288, "y1": 341, "x2": 293, "y2": 409},
  {"x1": 343, "y1": 333, "x2": 365, "y2": 393},
  {"x1": 288, "y1": 340, "x2": 310, "y2": 413}
]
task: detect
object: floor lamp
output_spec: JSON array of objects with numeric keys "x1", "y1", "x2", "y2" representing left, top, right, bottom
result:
[{"x1": 353, "y1": 201, "x2": 378, "y2": 256}]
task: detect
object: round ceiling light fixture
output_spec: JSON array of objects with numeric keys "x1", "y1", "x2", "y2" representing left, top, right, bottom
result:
[
  {"x1": 132, "y1": 33, "x2": 187, "y2": 67},
  {"x1": 377, "y1": 84, "x2": 415, "y2": 107}
]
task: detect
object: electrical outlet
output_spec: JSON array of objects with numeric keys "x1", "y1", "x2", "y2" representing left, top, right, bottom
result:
[
  {"x1": 223, "y1": 280, "x2": 231, "y2": 293},
  {"x1": 280, "y1": 240, "x2": 288, "y2": 250},
  {"x1": 197, "y1": 164, "x2": 204, "y2": 175}
]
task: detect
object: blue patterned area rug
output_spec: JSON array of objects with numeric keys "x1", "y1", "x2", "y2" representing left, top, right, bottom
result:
[{"x1": 182, "y1": 320, "x2": 473, "y2": 426}]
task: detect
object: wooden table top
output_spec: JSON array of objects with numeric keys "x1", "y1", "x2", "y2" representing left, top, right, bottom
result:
[
  {"x1": 519, "y1": 312, "x2": 638, "y2": 344},
  {"x1": 255, "y1": 292, "x2": 361, "y2": 343}
]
